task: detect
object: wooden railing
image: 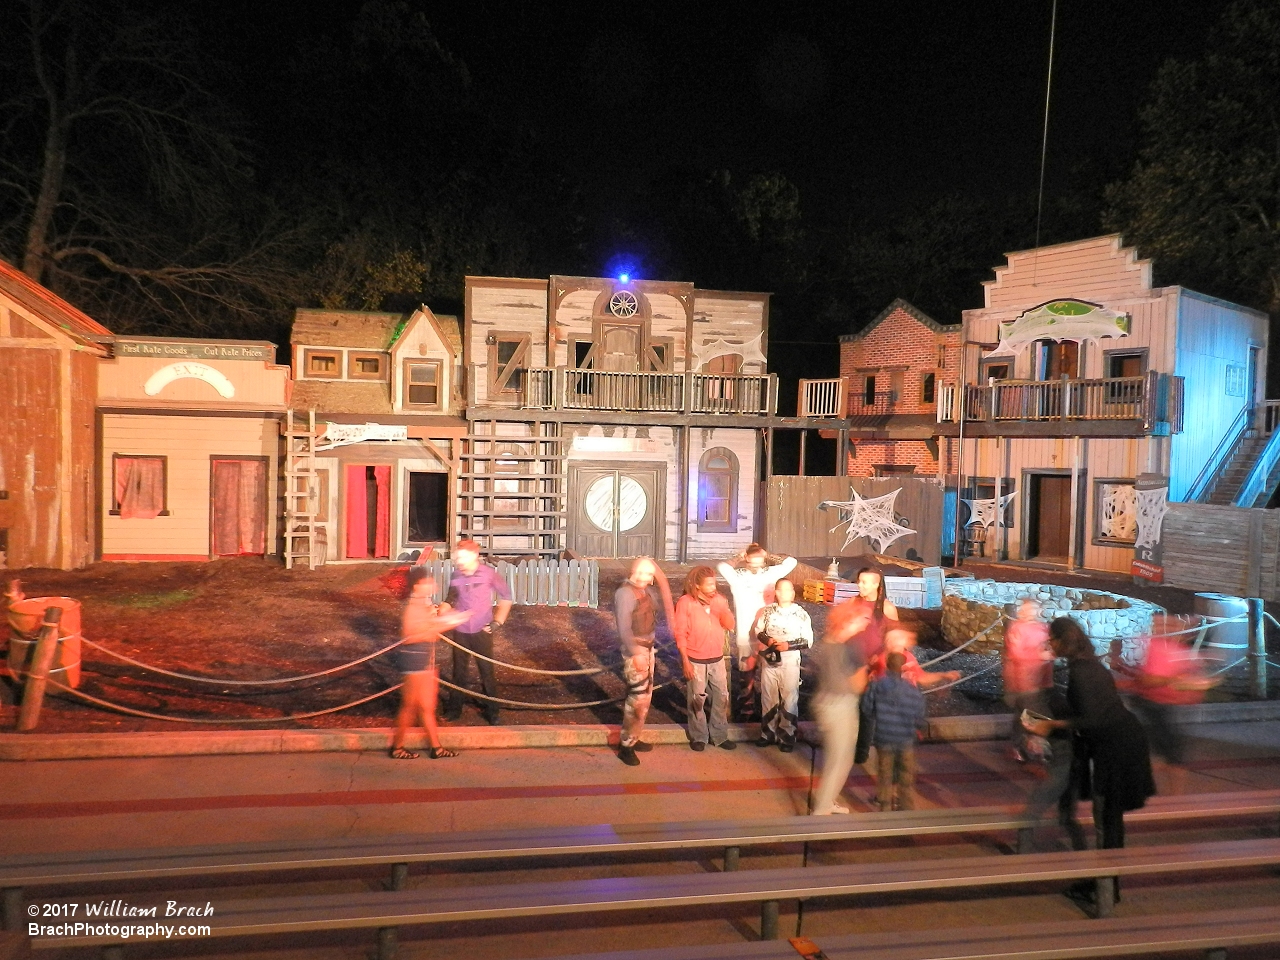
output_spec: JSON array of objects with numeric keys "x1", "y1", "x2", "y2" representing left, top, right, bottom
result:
[
  {"x1": 1262, "y1": 400, "x2": 1280, "y2": 436},
  {"x1": 937, "y1": 373, "x2": 1184, "y2": 431},
  {"x1": 508, "y1": 366, "x2": 776, "y2": 416},
  {"x1": 797, "y1": 378, "x2": 847, "y2": 418}
]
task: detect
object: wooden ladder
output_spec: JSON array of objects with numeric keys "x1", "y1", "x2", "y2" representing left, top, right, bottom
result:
[
  {"x1": 282, "y1": 409, "x2": 321, "y2": 569},
  {"x1": 458, "y1": 420, "x2": 567, "y2": 557}
]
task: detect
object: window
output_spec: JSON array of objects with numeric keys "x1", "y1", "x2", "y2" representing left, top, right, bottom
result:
[
  {"x1": 646, "y1": 338, "x2": 673, "y2": 372},
  {"x1": 489, "y1": 333, "x2": 531, "y2": 395},
  {"x1": 305, "y1": 350, "x2": 340, "y2": 379},
  {"x1": 1035, "y1": 339, "x2": 1079, "y2": 380},
  {"x1": 1225, "y1": 363, "x2": 1246, "y2": 398},
  {"x1": 697, "y1": 447, "x2": 739, "y2": 533},
  {"x1": 921, "y1": 372, "x2": 936, "y2": 404},
  {"x1": 863, "y1": 375, "x2": 876, "y2": 406},
  {"x1": 980, "y1": 360, "x2": 1010, "y2": 383},
  {"x1": 888, "y1": 370, "x2": 904, "y2": 404},
  {"x1": 1104, "y1": 349, "x2": 1147, "y2": 405},
  {"x1": 1094, "y1": 479, "x2": 1138, "y2": 545},
  {"x1": 875, "y1": 464, "x2": 916, "y2": 476},
  {"x1": 111, "y1": 455, "x2": 168, "y2": 518},
  {"x1": 348, "y1": 353, "x2": 386, "y2": 380},
  {"x1": 937, "y1": 345, "x2": 946, "y2": 369},
  {"x1": 573, "y1": 340, "x2": 594, "y2": 369},
  {"x1": 404, "y1": 360, "x2": 442, "y2": 408}
]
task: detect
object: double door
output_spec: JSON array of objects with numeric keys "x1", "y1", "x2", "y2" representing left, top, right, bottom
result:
[{"x1": 568, "y1": 462, "x2": 664, "y2": 558}]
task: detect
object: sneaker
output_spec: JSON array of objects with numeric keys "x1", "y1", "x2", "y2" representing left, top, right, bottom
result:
[
  {"x1": 755, "y1": 736, "x2": 777, "y2": 748},
  {"x1": 632, "y1": 741, "x2": 654, "y2": 753},
  {"x1": 717, "y1": 740, "x2": 737, "y2": 751},
  {"x1": 690, "y1": 741, "x2": 707, "y2": 752},
  {"x1": 618, "y1": 745, "x2": 640, "y2": 766},
  {"x1": 812, "y1": 802, "x2": 851, "y2": 816}
]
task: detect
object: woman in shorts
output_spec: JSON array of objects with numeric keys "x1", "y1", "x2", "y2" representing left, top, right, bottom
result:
[{"x1": 390, "y1": 567, "x2": 468, "y2": 760}]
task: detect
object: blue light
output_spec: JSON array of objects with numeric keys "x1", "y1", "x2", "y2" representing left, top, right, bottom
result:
[{"x1": 619, "y1": 273, "x2": 630, "y2": 284}]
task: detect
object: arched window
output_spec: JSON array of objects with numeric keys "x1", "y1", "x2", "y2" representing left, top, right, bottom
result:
[{"x1": 697, "y1": 447, "x2": 739, "y2": 533}]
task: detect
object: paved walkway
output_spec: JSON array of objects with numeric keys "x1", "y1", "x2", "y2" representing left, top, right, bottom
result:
[{"x1": 2, "y1": 720, "x2": 1278, "y2": 959}]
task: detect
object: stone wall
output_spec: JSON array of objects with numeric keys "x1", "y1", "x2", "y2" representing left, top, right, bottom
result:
[{"x1": 940, "y1": 580, "x2": 1162, "y2": 662}]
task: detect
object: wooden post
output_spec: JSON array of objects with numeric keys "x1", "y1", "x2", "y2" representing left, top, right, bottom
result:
[
  {"x1": 836, "y1": 429, "x2": 847, "y2": 477},
  {"x1": 760, "y1": 899, "x2": 779, "y2": 940},
  {"x1": 798, "y1": 430, "x2": 807, "y2": 477},
  {"x1": 1067, "y1": 437, "x2": 1081, "y2": 572},
  {"x1": 993, "y1": 438, "x2": 1002, "y2": 562},
  {"x1": 678, "y1": 426, "x2": 690, "y2": 564},
  {"x1": 387, "y1": 862, "x2": 409, "y2": 891},
  {"x1": 376, "y1": 926, "x2": 398, "y2": 960},
  {"x1": 1247, "y1": 597, "x2": 1267, "y2": 700},
  {"x1": 17, "y1": 606, "x2": 63, "y2": 732},
  {"x1": 724, "y1": 846, "x2": 740, "y2": 872}
]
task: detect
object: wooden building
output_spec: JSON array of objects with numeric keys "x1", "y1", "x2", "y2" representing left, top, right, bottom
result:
[
  {"x1": 464, "y1": 275, "x2": 782, "y2": 560},
  {"x1": 837, "y1": 299, "x2": 962, "y2": 477},
  {"x1": 287, "y1": 307, "x2": 467, "y2": 563},
  {"x1": 938, "y1": 235, "x2": 1267, "y2": 573},
  {"x1": 0, "y1": 260, "x2": 111, "y2": 570},
  {"x1": 97, "y1": 337, "x2": 290, "y2": 561}
]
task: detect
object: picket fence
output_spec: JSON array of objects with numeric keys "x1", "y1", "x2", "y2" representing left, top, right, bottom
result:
[{"x1": 417, "y1": 558, "x2": 600, "y2": 609}]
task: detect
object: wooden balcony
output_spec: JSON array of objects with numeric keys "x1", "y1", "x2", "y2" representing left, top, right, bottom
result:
[
  {"x1": 484, "y1": 366, "x2": 778, "y2": 419},
  {"x1": 797, "y1": 378, "x2": 848, "y2": 418},
  {"x1": 937, "y1": 372, "x2": 1184, "y2": 437}
]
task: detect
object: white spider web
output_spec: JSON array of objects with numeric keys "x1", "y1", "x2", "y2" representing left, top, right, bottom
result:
[
  {"x1": 1100, "y1": 483, "x2": 1138, "y2": 541},
  {"x1": 962, "y1": 491, "x2": 1017, "y2": 528},
  {"x1": 1134, "y1": 485, "x2": 1169, "y2": 550},
  {"x1": 821, "y1": 486, "x2": 917, "y2": 553}
]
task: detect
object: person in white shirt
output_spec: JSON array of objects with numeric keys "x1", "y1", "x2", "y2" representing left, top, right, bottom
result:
[
  {"x1": 716, "y1": 544, "x2": 798, "y2": 666},
  {"x1": 749, "y1": 578, "x2": 813, "y2": 751}
]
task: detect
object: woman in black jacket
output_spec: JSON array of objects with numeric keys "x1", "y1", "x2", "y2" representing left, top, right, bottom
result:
[{"x1": 1024, "y1": 617, "x2": 1156, "y2": 903}]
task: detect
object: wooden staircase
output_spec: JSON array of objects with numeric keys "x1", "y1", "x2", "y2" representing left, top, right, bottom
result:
[
  {"x1": 1207, "y1": 433, "x2": 1269, "y2": 505},
  {"x1": 457, "y1": 421, "x2": 566, "y2": 557}
]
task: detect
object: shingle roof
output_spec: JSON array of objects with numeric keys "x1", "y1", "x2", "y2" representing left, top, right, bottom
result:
[
  {"x1": 291, "y1": 309, "x2": 402, "y2": 349},
  {"x1": 291, "y1": 379, "x2": 392, "y2": 415},
  {"x1": 0, "y1": 257, "x2": 113, "y2": 343}
]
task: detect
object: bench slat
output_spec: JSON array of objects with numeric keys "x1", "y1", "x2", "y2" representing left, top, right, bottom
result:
[
  {"x1": 34, "y1": 837, "x2": 1280, "y2": 946},
  {"x1": 5, "y1": 789, "x2": 1277, "y2": 886}
]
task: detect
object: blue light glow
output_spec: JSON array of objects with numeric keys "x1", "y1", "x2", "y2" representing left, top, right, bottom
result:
[{"x1": 619, "y1": 273, "x2": 630, "y2": 284}]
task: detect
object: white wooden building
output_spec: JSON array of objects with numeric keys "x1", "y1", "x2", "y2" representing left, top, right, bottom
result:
[
  {"x1": 463, "y1": 275, "x2": 781, "y2": 560},
  {"x1": 938, "y1": 235, "x2": 1269, "y2": 574}
]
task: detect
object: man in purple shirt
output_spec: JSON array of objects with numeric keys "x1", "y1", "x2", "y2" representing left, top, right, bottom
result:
[{"x1": 441, "y1": 539, "x2": 513, "y2": 725}]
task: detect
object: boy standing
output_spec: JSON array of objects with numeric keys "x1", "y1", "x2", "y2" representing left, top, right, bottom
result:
[{"x1": 862, "y1": 651, "x2": 927, "y2": 811}]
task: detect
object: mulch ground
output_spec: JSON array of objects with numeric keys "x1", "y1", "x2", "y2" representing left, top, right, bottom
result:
[{"x1": 2, "y1": 556, "x2": 1275, "y2": 733}]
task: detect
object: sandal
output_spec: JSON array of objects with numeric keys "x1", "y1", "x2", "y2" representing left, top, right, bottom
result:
[
  {"x1": 428, "y1": 746, "x2": 458, "y2": 759},
  {"x1": 389, "y1": 747, "x2": 419, "y2": 760}
]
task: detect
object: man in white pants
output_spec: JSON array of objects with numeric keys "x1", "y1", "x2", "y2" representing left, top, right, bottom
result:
[
  {"x1": 718, "y1": 544, "x2": 797, "y2": 720},
  {"x1": 750, "y1": 578, "x2": 812, "y2": 751}
]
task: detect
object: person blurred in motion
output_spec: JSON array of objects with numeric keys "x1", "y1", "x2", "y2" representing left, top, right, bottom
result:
[
  {"x1": 613, "y1": 557, "x2": 676, "y2": 766},
  {"x1": 867, "y1": 626, "x2": 961, "y2": 690},
  {"x1": 749, "y1": 578, "x2": 812, "y2": 752},
  {"x1": 1003, "y1": 599, "x2": 1054, "y2": 763}
]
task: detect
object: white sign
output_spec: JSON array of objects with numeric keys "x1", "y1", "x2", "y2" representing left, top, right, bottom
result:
[
  {"x1": 143, "y1": 362, "x2": 236, "y2": 398},
  {"x1": 317, "y1": 422, "x2": 409, "y2": 450}
]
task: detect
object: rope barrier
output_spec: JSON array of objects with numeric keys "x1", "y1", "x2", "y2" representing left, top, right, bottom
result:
[
  {"x1": 918, "y1": 615, "x2": 1006, "y2": 667},
  {"x1": 434, "y1": 677, "x2": 673, "y2": 710},
  {"x1": 45, "y1": 677, "x2": 403, "y2": 723},
  {"x1": 1206, "y1": 657, "x2": 1248, "y2": 678},
  {"x1": 924, "y1": 659, "x2": 1001, "y2": 694},
  {"x1": 436, "y1": 633, "x2": 618, "y2": 676},
  {"x1": 77, "y1": 635, "x2": 409, "y2": 686}
]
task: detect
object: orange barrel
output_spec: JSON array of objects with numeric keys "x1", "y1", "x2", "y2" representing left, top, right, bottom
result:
[{"x1": 6, "y1": 597, "x2": 83, "y2": 689}]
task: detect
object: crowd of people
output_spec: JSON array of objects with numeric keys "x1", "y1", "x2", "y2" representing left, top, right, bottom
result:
[{"x1": 388, "y1": 539, "x2": 1212, "y2": 891}]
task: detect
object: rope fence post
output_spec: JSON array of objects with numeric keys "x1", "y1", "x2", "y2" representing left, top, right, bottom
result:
[
  {"x1": 17, "y1": 606, "x2": 63, "y2": 732},
  {"x1": 1247, "y1": 598, "x2": 1267, "y2": 700}
]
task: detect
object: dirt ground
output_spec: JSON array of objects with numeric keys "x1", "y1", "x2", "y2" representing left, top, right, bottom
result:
[{"x1": 2, "y1": 556, "x2": 1274, "y2": 733}]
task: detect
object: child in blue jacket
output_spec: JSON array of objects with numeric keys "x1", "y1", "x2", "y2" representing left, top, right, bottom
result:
[{"x1": 863, "y1": 651, "x2": 928, "y2": 810}]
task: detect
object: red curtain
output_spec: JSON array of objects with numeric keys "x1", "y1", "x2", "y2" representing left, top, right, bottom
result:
[
  {"x1": 374, "y1": 465, "x2": 391, "y2": 559},
  {"x1": 115, "y1": 457, "x2": 164, "y2": 519},
  {"x1": 212, "y1": 460, "x2": 267, "y2": 555},
  {"x1": 345, "y1": 464, "x2": 367, "y2": 558}
]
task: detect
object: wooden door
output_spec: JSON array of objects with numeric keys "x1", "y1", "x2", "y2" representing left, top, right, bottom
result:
[
  {"x1": 598, "y1": 324, "x2": 642, "y2": 372},
  {"x1": 1028, "y1": 474, "x2": 1073, "y2": 560},
  {"x1": 568, "y1": 462, "x2": 664, "y2": 558},
  {"x1": 210, "y1": 458, "x2": 267, "y2": 556}
]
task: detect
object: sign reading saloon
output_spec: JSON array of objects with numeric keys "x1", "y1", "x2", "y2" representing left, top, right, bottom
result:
[{"x1": 116, "y1": 339, "x2": 273, "y2": 362}]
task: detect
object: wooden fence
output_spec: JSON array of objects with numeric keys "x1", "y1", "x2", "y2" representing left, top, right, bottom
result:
[
  {"x1": 761, "y1": 476, "x2": 944, "y2": 565},
  {"x1": 1160, "y1": 503, "x2": 1280, "y2": 602},
  {"x1": 418, "y1": 558, "x2": 600, "y2": 608}
]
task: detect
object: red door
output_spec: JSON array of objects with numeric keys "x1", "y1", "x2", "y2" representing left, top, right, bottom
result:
[{"x1": 344, "y1": 464, "x2": 391, "y2": 559}]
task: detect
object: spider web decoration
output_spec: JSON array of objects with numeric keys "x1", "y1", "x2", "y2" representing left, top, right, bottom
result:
[
  {"x1": 820, "y1": 486, "x2": 917, "y2": 553},
  {"x1": 962, "y1": 491, "x2": 1018, "y2": 528},
  {"x1": 1134, "y1": 485, "x2": 1169, "y2": 551},
  {"x1": 1100, "y1": 483, "x2": 1138, "y2": 541}
]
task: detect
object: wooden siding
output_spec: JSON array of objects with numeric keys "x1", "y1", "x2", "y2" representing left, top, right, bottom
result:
[
  {"x1": 98, "y1": 355, "x2": 288, "y2": 410},
  {"x1": 465, "y1": 279, "x2": 549, "y2": 405},
  {"x1": 763, "y1": 476, "x2": 943, "y2": 565},
  {"x1": 1168, "y1": 291, "x2": 1271, "y2": 501},
  {"x1": 390, "y1": 309, "x2": 457, "y2": 416},
  {"x1": 100, "y1": 414, "x2": 280, "y2": 558},
  {"x1": 1161, "y1": 503, "x2": 1280, "y2": 602},
  {"x1": 982, "y1": 235, "x2": 1153, "y2": 310},
  {"x1": 691, "y1": 294, "x2": 768, "y2": 374},
  {"x1": 686, "y1": 427, "x2": 760, "y2": 558}
]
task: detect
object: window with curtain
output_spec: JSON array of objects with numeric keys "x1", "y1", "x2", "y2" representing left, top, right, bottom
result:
[{"x1": 112, "y1": 456, "x2": 167, "y2": 518}]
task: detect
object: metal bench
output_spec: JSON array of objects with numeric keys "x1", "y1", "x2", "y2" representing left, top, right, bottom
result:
[
  {"x1": 33, "y1": 837, "x2": 1280, "y2": 956},
  {"x1": 5, "y1": 788, "x2": 1278, "y2": 934},
  {"x1": 515, "y1": 906, "x2": 1280, "y2": 960}
]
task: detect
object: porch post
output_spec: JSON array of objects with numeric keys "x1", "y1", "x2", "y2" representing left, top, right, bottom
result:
[
  {"x1": 677, "y1": 425, "x2": 690, "y2": 563},
  {"x1": 993, "y1": 437, "x2": 1002, "y2": 562},
  {"x1": 1067, "y1": 436, "x2": 1081, "y2": 571},
  {"x1": 798, "y1": 429, "x2": 807, "y2": 477}
]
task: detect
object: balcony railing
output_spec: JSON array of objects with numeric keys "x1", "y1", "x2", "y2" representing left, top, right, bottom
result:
[
  {"x1": 937, "y1": 373, "x2": 1184, "y2": 432},
  {"x1": 503, "y1": 366, "x2": 777, "y2": 416},
  {"x1": 797, "y1": 378, "x2": 848, "y2": 418}
]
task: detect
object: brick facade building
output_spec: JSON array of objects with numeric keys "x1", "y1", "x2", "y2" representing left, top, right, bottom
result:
[{"x1": 838, "y1": 299, "x2": 961, "y2": 477}]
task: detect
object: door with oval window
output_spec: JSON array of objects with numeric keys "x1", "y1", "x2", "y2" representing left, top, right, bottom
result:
[{"x1": 567, "y1": 462, "x2": 665, "y2": 558}]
